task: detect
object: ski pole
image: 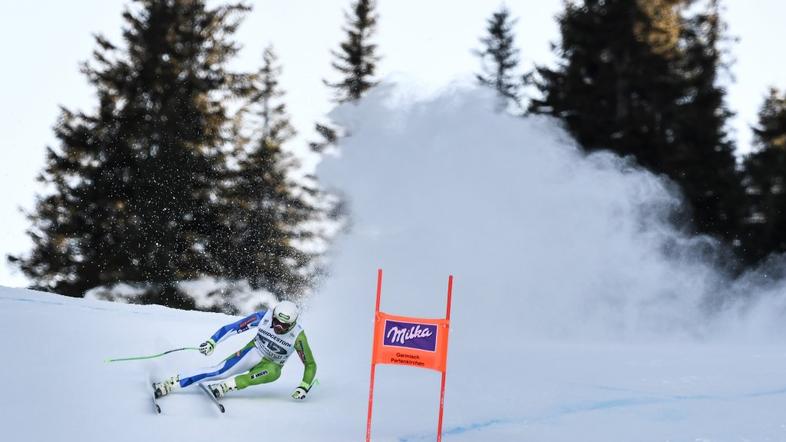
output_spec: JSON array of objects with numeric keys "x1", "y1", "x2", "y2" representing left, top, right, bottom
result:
[{"x1": 105, "y1": 347, "x2": 200, "y2": 363}]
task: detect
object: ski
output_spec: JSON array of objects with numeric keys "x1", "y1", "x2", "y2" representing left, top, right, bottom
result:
[
  {"x1": 198, "y1": 382, "x2": 226, "y2": 413},
  {"x1": 151, "y1": 384, "x2": 161, "y2": 414}
]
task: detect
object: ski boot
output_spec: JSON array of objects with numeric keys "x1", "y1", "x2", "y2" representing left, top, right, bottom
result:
[
  {"x1": 208, "y1": 378, "x2": 237, "y2": 399},
  {"x1": 153, "y1": 375, "x2": 180, "y2": 399}
]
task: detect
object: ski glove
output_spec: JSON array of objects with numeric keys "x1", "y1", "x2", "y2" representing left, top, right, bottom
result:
[
  {"x1": 199, "y1": 338, "x2": 216, "y2": 356},
  {"x1": 292, "y1": 384, "x2": 309, "y2": 400}
]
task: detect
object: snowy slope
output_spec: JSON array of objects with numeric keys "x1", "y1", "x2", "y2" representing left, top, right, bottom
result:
[
  {"x1": 5, "y1": 287, "x2": 786, "y2": 441},
  {"x1": 5, "y1": 84, "x2": 786, "y2": 441}
]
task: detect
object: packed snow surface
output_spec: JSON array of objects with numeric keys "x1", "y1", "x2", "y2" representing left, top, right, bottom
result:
[
  {"x1": 5, "y1": 84, "x2": 786, "y2": 441},
  {"x1": 4, "y1": 287, "x2": 786, "y2": 441}
]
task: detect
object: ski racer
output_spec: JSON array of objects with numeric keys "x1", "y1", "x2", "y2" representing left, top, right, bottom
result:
[{"x1": 153, "y1": 300, "x2": 316, "y2": 400}]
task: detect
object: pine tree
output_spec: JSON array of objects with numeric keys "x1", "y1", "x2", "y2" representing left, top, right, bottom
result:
[
  {"x1": 530, "y1": 0, "x2": 682, "y2": 164},
  {"x1": 669, "y1": 0, "x2": 742, "y2": 246},
  {"x1": 529, "y1": 0, "x2": 742, "y2": 246},
  {"x1": 310, "y1": 0, "x2": 381, "y2": 152},
  {"x1": 220, "y1": 47, "x2": 335, "y2": 300},
  {"x1": 325, "y1": 0, "x2": 381, "y2": 103},
  {"x1": 308, "y1": 122, "x2": 340, "y2": 153},
  {"x1": 475, "y1": 6, "x2": 524, "y2": 110},
  {"x1": 740, "y1": 88, "x2": 786, "y2": 264},
  {"x1": 10, "y1": 0, "x2": 252, "y2": 308}
]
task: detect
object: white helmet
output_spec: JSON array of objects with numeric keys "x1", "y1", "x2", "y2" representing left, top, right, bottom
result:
[{"x1": 272, "y1": 301, "x2": 299, "y2": 334}]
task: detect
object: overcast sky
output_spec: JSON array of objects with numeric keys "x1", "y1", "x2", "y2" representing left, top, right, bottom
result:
[{"x1": 1, "y1": 0, "x2": 784, "y2": 288}]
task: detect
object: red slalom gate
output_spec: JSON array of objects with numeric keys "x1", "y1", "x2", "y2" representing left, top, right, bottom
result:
[{"x1": 366, "y1": 268, "x2": 454, "y2": 441}]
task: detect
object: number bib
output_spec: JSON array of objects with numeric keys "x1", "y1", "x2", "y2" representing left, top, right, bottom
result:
[{"x1": 253, "y1": 309, "x2": 302, "y2": 365}]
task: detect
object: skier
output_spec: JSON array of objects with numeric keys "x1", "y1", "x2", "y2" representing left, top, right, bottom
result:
[{"x1": 153, "y1": 300, "x2": 316, "y2": 401}]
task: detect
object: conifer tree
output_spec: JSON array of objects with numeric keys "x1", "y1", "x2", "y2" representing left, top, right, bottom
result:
[
  {"x1": 310, "y1": 0, "x2": 381, "y2": 153},
  {"x1": 220, "y1": 47, "x2": 334, "y2": 300},
  {"x1": 308, "y1": 122, "x2": 340, "y2": 153},
  {"x1": 325, "y1": 0, "x2": 380, "y2": 103},
  {"x1": 475, "y1": 6, "x2": 525, "y2": 110},
  {"x1": 740, "y1": 88, "x2": 786, "y2": 264},
  {"x1": 10, "y1": 0, "x2": 251, "y2": 308},
  {"x1": 530, "y1": 0, "x2": 682, "y2": 164},
  {"x1": 670, "y1": 0, "x2": 742, "y2": 245},
  {"x1": 530, "y1": 0, "x2": 742, "y2": 246}
]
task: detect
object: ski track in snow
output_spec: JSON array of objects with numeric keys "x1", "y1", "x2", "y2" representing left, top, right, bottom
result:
[{"x1": 400, "y1": 385, "x2": 786, "y2": 441}]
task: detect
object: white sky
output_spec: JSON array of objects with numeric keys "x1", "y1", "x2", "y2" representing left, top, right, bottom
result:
[{"x1": 0, "y1": 0, "x2": 783, "y2": 288}]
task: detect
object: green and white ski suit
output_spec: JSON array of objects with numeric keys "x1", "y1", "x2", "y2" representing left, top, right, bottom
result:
[{"x1": 177, "y1": 309, "x2": 317, "y2": 393}]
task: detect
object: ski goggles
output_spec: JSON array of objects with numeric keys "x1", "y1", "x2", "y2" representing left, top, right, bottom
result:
[{"x1": 272, "y1": 317, "x2": 294, "y2": 334}]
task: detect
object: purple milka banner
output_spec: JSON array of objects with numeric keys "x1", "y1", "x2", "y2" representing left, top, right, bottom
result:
[{"x1": 383, "y1": 320, "x2": 438, "y2": 352}]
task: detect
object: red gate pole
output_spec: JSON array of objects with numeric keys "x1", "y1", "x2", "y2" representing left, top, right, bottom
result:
[
  {"x1": 366, "y1": 269, "x2": 384, "y2": 442},
  {"x1": 436, "y1": 275, "x2": 453, "y2": 442}
]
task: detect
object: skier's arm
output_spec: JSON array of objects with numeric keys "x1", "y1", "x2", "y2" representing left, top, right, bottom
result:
[
  {"x1": 293, "y1": 330, "x2": 317, "y2": 393},
  {"x1": 209, "y1": 310, "x2": 266, "y2": 345}
]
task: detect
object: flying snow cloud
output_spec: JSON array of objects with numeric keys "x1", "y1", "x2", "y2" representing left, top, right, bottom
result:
[{"x1": 311, "y1": 82, "x2": 786, "y2": 344}]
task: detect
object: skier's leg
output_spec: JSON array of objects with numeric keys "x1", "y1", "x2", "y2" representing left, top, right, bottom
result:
[
  {"x1": 207, "y1": 359, "x2": 281, "y2": 398},
  {"x1": 177, "y1": 340, "x2": 261, "y2": 388},
  {"x1": 153, "y1": 340, "x2": 261, "y2": 397},
  {"x1": 234, "y1": 358, "x2": 282, "y2": 389}
]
